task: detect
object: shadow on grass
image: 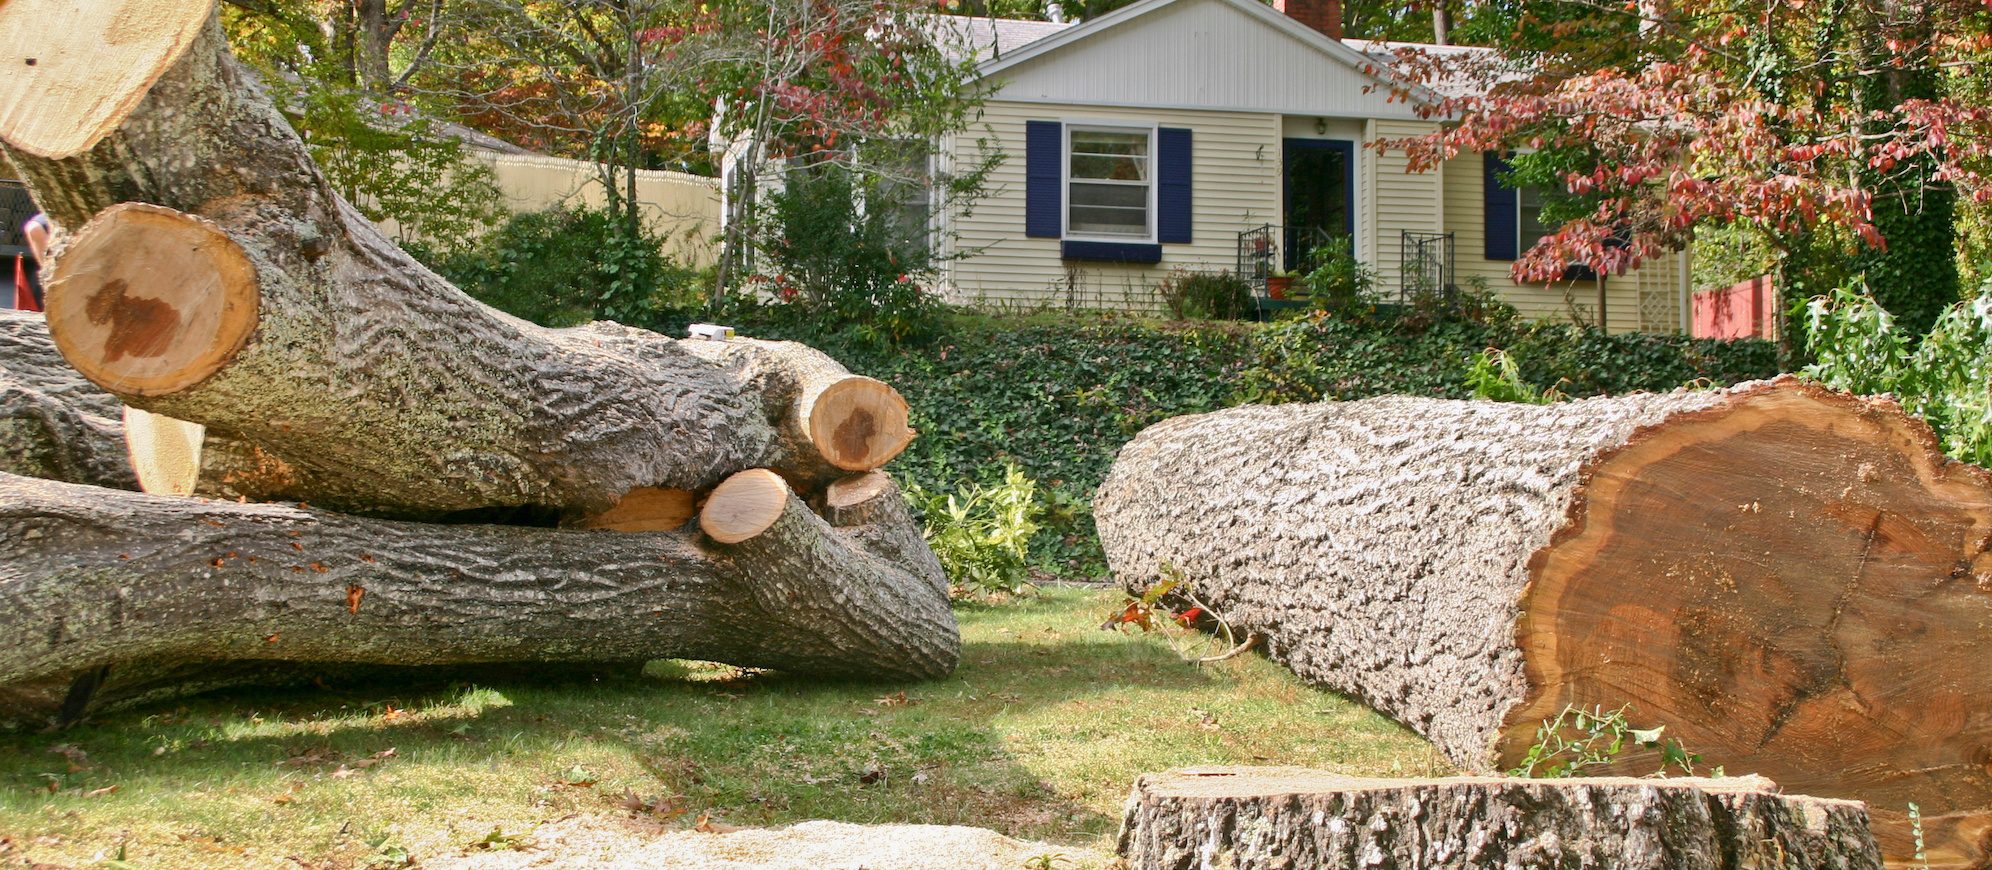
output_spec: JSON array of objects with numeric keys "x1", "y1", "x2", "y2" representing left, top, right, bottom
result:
[{"x1": 0, "y1": 588, "x2": 1436, "y2": 867}]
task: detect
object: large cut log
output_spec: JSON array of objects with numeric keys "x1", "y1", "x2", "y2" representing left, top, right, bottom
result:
[
  {"x1": 0, "y1": 310, "x2": 136, "y2": 490},
  {"x1": 0, "y1": 3, "x2": 913, "y2": 519},
  {"x1": 1115, "y1": 768, "x2": 1882, "y2": 870},
  {"x1": 1095, "y1": 377, "x2": 1992, "y2": 868},
  {"x1": 0, "y1": 470, "x2": 956, "y2": 731}
]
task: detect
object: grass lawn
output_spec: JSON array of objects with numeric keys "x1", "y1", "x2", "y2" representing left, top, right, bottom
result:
[{"x1": 0, "y1": 586, "x2": 1445, "y2": 869}]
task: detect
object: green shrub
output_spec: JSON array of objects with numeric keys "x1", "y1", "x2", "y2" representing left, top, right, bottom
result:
[
  {"x1": 908, "y1": 462, "x2": 1043, "y2": 596},
  {"x1": 1803, "y1": 281, "x2": 1992, "y2": 465},
  {"x1": 409, "y1": 205, "x2": 703, "y2": 331},
  {"x1": 1157, "y1": 269, "x2": 1254, "y2": 321},
  {"x1": 751, "y1": 162, "x2": 942, "y2": 347}
]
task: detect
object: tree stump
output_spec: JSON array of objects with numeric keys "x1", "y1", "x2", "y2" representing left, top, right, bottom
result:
[
  {"x1": 1095, "y1": 377, "x2": 1992, "y2": 867},
  {"x1": 1116, "y1": 768, "x2": 1882, "y2": 870}
]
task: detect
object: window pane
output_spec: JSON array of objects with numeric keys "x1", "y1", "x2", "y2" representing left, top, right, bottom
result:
[
  {"x1": 1071, "y1": 154, "x2": 1147, "y2": 181},
  {"x1": 1070, "y1": 181, "x2": 1147, "y2": 234},
  {"x1": 1071, "y1": 130, "x2": 1147, "y2": 156},
  {"x1": 1519, "y1": 186, "x2": 1552, "y2": 252}
]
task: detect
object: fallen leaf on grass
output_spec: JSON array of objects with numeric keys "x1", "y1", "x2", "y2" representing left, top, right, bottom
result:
[
  {"x1": 873, "y1": 692, "x2": 914, "y2": 707},
  {"x1": 271, "y1": 782, "x2": 303, "y2": 804},
  {"x1": 693, "y1": 814, "x2": 743, "y2": 834},
  {"x1": 552, "y1": 766, "x2": 598, "y2": 788},
  {"x1": 373, "y1": 748, "x2": 398, "y2": 759},
  {"x1": 620, "y1": 789, "x2": 685, "y2": 819},
  {"x1": 82, "y1": 785, "x2": 119, "y2": 798},
  {"x1": 858, "y1": 767, "x2": 886, "y2": 786}
]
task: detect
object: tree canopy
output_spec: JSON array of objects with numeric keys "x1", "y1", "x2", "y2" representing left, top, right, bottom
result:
[{"x1": 1380, "y1": 0, "x2": 1992, "y2": 337}]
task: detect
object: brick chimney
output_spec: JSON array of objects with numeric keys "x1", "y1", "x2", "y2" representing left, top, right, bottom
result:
[{"x1": 1275, "y1": 0, "x2": 1343, "y2": 40}]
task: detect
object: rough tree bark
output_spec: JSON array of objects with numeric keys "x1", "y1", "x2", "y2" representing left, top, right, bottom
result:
[
  {"x1": 0, "y1": 311, "x2": 135, "y2": 490},
  {"x1": 0, "y1": 470, "x2": 956, "y2": 731},
  {"x1": 1116, "y1": 768, "x2": 1882, "y2": 870},
  {"x1": 1096, "y1": 377, "x2": 1992, "y2": 868},
  {"x1": 0, "y1": 0, "x2": 958, "y2": 727},
  {"x1": 0, "y1": 2, "x2": 912, "y2": 520}
]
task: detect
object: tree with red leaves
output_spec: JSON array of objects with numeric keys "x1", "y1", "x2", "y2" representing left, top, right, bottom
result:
[{"x1": 1377, "y1": 0, "x2": 1992, "y2": 344}]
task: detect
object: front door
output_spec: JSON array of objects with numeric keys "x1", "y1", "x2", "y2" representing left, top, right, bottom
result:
[{"x1": 1282, "y1": 139, "x2": 1355, "y2": 273}]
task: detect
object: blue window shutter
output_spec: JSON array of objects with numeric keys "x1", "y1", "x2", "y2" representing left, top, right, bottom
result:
[
  {"x1": 1026, "y1": 121, "x2": 1062, "y2": 238},
  {"x1": 1157, "y1": 127, "x2": 1192, "y2": 243},
  {"x1": 1484, "y1": 151, "x2": 1517, "y2": 260}
]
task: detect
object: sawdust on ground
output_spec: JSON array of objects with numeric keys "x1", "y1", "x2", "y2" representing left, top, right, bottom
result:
[{"x1": 421, "y1": 815, "x2": 1114, "y2": 870}]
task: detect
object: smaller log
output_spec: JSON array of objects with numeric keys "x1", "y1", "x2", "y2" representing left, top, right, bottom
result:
[
  {"x1": 825, "y1": 471, "x2": 948, "y2": 594},
  {"x1": 702, "y1": 469, "x2": 793, "y2": 543},
  {"x1": 1116, "y1": 768, "x2": 1882, "y2": 870},
  {"x1": 826, "y1": 470, "x2": 896, "y2": 526},
  {"x1": 44, "y1": 204, "x2": 259, "y2": 397}
]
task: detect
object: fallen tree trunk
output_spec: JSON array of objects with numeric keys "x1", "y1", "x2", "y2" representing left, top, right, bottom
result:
[
  {"x1": 1115, "y1": 768, "x2": 1882, "y2": 870},
  {"x1": 1096, "y1": 377, "x2": 1992, "y2": 868},
  {"x1": 0, "y1": 311, "x2": 136, "y2": 490},
  {"x1": 0, "y1": 470, "x2": 956, "y2": 731},
  {"x1": 0, "y1": 4, "x2": 912, "y2": 520}
]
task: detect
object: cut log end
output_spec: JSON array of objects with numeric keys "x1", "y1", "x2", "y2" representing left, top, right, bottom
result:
[
  {"x1": 123, "y1": 406, "x2": 204, "y2": 496},
  {"x1": 809, "y1": 376, "x2": 913, "y2": 471},
  {"x1": 46, "y1": 204, "x2": 260, "y2": 397},
  {"x1": 700, "y1": 469, "x2": 791, "y2": 544},
  {"x1": 1508, "y1": 382, "x2": 1992, "y2": 841},
  {"x1": 0, "y1": 0, "x2": 212, "y2": 159},
  {"x1": 576, "y1": 486, "x2": 697, "y2": 533}
]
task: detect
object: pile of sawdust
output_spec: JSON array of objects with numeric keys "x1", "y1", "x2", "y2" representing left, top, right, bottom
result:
[{"x1": 422, "y1": 816, "x2": 1111, "y2": 870}]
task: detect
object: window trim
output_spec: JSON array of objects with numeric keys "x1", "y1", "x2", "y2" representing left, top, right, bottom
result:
[{"x1": 1061, "y1": 122, "x2": 1158, "y2": 243}]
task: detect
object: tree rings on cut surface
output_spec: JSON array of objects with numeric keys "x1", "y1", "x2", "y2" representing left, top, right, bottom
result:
[
  {"x1": 0, "y1": 0, "x2": 212, "y2": 159},
  {"x1": 701, "y1": 469, "x2": 792, "y2": 544},
  {"x1": 46, "y1": 204, "x2": 260, "y2": 397},
  {"x1": 809, "y1": 376, "x2": 913, "y2": 471}
]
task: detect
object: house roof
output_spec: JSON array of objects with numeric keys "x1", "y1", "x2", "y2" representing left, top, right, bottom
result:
[
  {"x1": 1341, "y1": 39, "x2": 1515, "y2": 101},
  {"x1": 926, "y1": 15, "x2": 1076, "y2": 64},
  {"x1": 970, "y1": 0, "x2": 1441, "y2": 109}
]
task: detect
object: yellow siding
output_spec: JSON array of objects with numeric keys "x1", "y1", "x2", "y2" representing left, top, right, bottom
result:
[
  {"x1": 1369, "y1": 119, "x2": 1443, "y2": 287},
  {"x1": 942, "y1": 100, "x2": 1280, "y2": 311},
  {"x1": 1439, "y1": 154, "x2": 1680, "y2": 333}
]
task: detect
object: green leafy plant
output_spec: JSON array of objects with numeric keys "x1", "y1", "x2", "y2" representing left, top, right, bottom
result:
[
  {"x1": 1803, "y1": 281, "x2": 1992, "y2": 466},
  {"x1": 1467, "y1": 347, "x2": 1570, "y2": 404},
  {"x1": 908, "y1": 462, "x2": 1043, "y2": 597},
  {"x1": 1508, "y1": 703, "x2": 1714, "y2": 779},
  {"x1": 1909, "y1": 802, "x2": 1931, "y2": 869},
  {"x1": 1103, "y1": 564, "x2": 1256, "y2": 664},
  {"x1": 1300, "y1": 237, "x2": 1379, "y2": 315},
  {"x1": 1157, "y1": 269, "x2": 1254, "y2": 321}
]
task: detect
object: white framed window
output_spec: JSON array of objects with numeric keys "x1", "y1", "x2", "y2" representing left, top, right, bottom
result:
[{"x1": 1064, "y1": 125, "x2": 1155, "y2": 240}]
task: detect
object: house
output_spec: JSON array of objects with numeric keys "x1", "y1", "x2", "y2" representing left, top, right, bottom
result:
[{"x1": 929, "y1": 0, "x2": 1692, "y2": 332}]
